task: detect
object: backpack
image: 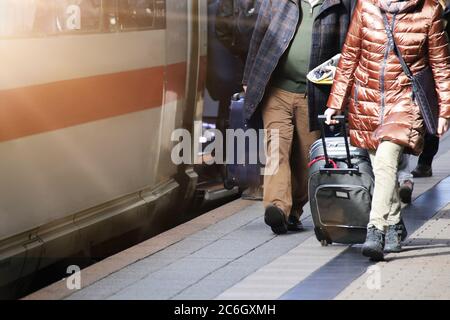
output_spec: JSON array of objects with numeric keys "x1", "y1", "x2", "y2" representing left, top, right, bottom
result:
[{"x1": 215, "y1": 0, "x2": 259, "y2": 60}]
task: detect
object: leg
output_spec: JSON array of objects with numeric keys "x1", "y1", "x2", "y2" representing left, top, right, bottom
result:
[
  {"x1": 412, "y1": 133, "x2": 440, "y2": 177},
  {"x1": 363, "y1": 141, "x2": 403, "y2": 260},
  {"x1": 385, "y1": 151, "x2": 410, "y2": 253},
  {"x1": 418, "y1": 133, "x2": 440, "y2": 167},
  {"x1": 398, "y1": 153, "x2": 414, "y2": 203},
  {"x1": 368, "y1": 141, "x2": 404, "y2": 231},
  {"x1": 398, "y1": 153, "x2": 413, "y2": 185},
  {"x1": 385, "y1": 170, "x2": 407, "y2": 253},
  {"x1": 262, "y1": 88, "x2": 295, "y2": 233},
  {"x1": 291, "y1": 95, "x2": 320, "y2": 221}
]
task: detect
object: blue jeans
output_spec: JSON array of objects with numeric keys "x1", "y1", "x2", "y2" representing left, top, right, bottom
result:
[{"x1": 398, "y1": 153, "x2": 414, "y2": 184}]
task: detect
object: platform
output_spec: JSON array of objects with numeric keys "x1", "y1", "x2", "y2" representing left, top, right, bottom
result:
[{"x1": 25, "y1": 133, "x2": 450, "y2": 300}]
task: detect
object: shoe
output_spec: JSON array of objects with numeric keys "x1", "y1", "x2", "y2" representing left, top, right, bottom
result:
[
  {"x1": 287, "y1": 215, "x2": 304, "y2": 232},
  {"x1": 411, "y1": 164, "x2": 432, "y2": 178},
  {"x1": 362, "y1": 226, "x2": 385, "y2": 261},
  {"x1": 397, "y1": 218, "x2": 408, "y2": 241},
  {"x1": 264, "y1": 205, "x2": 288, "y2": 235},
  {"x1": 384, "y1": 224, "x2": 403, "y2": 253},
  {"x1": 399, "y1": 180, "x2": 414, "y2": 204}
]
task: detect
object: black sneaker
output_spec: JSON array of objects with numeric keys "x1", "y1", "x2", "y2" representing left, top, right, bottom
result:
[
  {"x1": 411, "y1": 164, "x2": 432, "y2": 178},
  {"x1": 287, "y1": 215, "x2": 304, "y2": 232},
  {"x1": 384, "y1": 224, "x2": 403, "y2": 253},
  {"x1": 264, "y1": 205, "x2": 288, "y2": 235},
  {"x1": 362, "y1": 226, "x2": 385, "y2": 261},
  {"x1": 399, "y1": 180, "x2": 414, "y2": 204}
]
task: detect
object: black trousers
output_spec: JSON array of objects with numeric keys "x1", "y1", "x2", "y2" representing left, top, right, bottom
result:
[{"x1": 418, "y1": 133, "x2": 440, "y2": 166}]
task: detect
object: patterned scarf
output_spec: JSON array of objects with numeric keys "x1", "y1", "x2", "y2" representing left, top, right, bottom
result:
[{"x1": 375, "y1": 0, "x2": 420, "y2": 13}]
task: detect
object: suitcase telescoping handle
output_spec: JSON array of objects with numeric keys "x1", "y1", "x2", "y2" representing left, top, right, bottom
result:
[
  {"x1": 232, "y1": 92, "x2": 245, "y2": 101},
  {"x1": 317, "y1": 115, "x2": 357, "y2": 173}
]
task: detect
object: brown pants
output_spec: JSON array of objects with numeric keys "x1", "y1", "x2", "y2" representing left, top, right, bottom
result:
[{"x1": 262, "y1": 88, "x2": 320, "y2": 220}]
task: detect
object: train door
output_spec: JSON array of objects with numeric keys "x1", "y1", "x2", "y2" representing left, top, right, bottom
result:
[{"x1": 192, "y1": 0, "x2": 245, "y2": 206}]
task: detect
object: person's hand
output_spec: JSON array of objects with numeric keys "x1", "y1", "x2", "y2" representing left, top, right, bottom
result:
[
  {"x1": 437, "y1": 117, "x2": 449, "y2": 138},
  {"x1": 243, "y1": 85, "x2": 247, "y2": 93},
  {"x1": 324, "y1": 108, "x2": 341, "y2": 125}
]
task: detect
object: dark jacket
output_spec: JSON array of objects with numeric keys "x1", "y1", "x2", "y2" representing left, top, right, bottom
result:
[
  {"x1": 215, "y1": 0, "x2": 260, "y2": 61},
  {"x1": 243, "y1": 0, "x2": 356, "y2": 131},
  {"x1": 206, "y1": 0, "x2": 244, "y2": 103}
]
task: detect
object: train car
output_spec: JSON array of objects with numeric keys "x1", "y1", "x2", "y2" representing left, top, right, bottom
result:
[{"x1": 0, "y1": 0, "x2": 214, "y2": 298}]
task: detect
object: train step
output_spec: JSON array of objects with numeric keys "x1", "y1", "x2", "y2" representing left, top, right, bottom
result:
[{"x1": 196, "y1": 181, "x2": 239, "y2": 202}]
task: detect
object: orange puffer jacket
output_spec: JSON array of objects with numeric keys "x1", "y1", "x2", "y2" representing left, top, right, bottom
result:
[{"x1": 327, "y1": 0, "x2": 450, "y2": 155}]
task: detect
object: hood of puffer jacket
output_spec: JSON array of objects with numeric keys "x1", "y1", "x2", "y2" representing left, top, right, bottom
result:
[{"x1": 372, "y1": 0, "x2": 422, "y2": 13}]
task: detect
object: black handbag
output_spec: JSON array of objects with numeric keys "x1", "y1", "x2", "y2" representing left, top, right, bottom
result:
[{"x1": 381, "y1": 11, "x2": 439, "y2": 135}]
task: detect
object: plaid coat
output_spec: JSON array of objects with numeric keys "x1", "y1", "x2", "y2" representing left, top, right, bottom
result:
[{"x1": 243, "y1": 0, "x2": 356, "y2": 131}]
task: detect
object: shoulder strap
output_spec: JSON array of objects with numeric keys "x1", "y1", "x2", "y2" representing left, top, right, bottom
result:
[{"x1": 380, "y1": 10, "x2": 413, "y2": 80}]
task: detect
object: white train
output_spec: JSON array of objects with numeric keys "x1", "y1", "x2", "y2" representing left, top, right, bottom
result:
[{"x1": 0, "y1": 0, "x2": 214, "y2": 298}]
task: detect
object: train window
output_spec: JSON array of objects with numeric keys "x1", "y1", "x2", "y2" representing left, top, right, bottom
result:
[
  {"x1": 117, "y1": 0, "x2": 166, "y2": 30},
  {"x1": 0, "y1": 0, "x2": 166, "y2": 38},
  {"x1": 47, "y1": 0, "x2": 103, "y2": 34},
  {"x1": 76, "y1": 0, "x2": 103, "y2": 32},
  {"x1": 0, "y1": 0, "x2": 103, "y2": 37},
  {"x1": 101, "y1": 0, "x2": 120, "y2": 32},
  {"x1": 0, "y1": 0, "x2": 38, "y2": 38}
]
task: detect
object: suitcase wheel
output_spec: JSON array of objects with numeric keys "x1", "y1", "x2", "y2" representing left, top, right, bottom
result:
[{"x1": 315, "y1": 227, "x2": 333, "y2": 246}]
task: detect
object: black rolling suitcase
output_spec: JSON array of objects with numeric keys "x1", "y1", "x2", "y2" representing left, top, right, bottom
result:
[
  {"x1": 224, "y1": 92, "x2": 262, "y2": 190},
  {"x1": 308, "y1": 115, "x2": 374, "y2": 246}
]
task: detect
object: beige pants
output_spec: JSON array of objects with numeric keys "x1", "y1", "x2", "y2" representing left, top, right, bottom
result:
[
  {"x1": 369, "y1": 141, "x2": 404, "y2": 232},
  {"x1": 262, "y1": 88, "x2": 320, "y2": 219}
]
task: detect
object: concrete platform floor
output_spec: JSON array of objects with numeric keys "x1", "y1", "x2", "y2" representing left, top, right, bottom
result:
[{"x1": 25, "y1": 133, "x2": 450, "y2": 300}]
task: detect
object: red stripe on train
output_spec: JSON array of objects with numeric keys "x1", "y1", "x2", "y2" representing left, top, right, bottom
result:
[{"x1": 0, "y1": 62, "x2": 186, "y2": 143}]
